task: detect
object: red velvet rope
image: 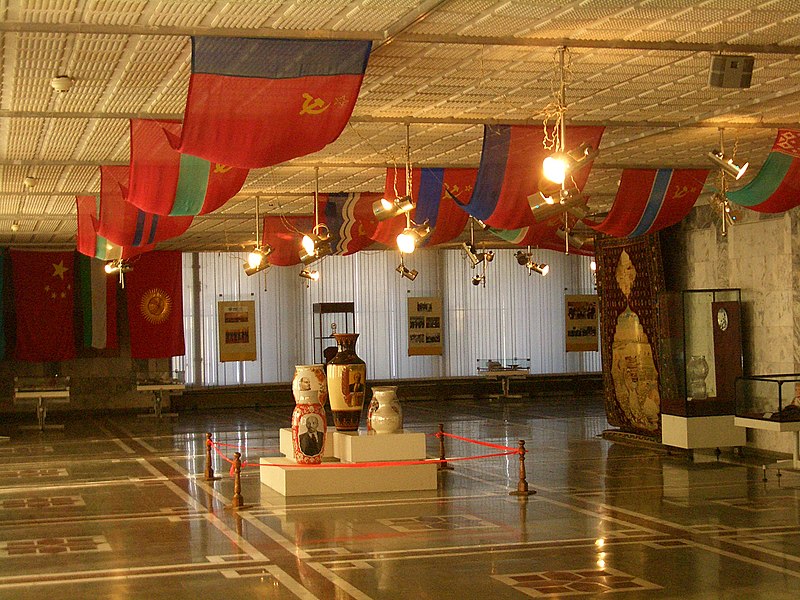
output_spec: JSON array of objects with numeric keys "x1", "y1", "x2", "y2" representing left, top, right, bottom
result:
[{"x1": 437, "y1": 432, "x2": 519, "y2": 452}]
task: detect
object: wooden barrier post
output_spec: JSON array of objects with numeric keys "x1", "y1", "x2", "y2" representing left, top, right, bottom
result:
[
  {"x1": 204, "y1": 432, "x2": 220, "y2": 481},
  {"x1": 232, "y1": 452, "x2": 244, "y2": 509},
  {"x1": 509, "y1": 440, "x2": 535, "y2": 496},
  {"x1": 438, "y1": 423, "x2": 454, "y2": 471}
]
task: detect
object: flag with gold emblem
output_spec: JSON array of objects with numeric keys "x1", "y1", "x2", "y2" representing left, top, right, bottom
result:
[
  {"x1": 127, "y1": 120, "x2": 249, "y2": 216},
  {"x1": 11, "y1": 250, "x2": 76, "y2": 361},
  {"x1": 176, "y1": 37, "x2": 371, "y2": 169},
  {"x1": 124, "y1": 251, "x2": 185, "y2": 359}
]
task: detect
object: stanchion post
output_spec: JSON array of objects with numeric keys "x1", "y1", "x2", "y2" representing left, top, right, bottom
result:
[
  {"x1": 204, "y1": 432, "x2": 220, "y2": 481},
  {"x1": 437, "y1": 423, "x2": 454, "y2": 471},
  {"x1": 232, "y1": 452, "x2": 244, "y2": 509},
  {"x1": 509, "y1": 439, "x2": 535, "y2": 496}
]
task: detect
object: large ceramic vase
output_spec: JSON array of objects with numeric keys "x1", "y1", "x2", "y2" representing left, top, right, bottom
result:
[
  {"x1": 291, "y1": 365, "x2": 327, "y2": 464},
  {"x1": 326, "y1": 333, "x2": 366, "y2": 431},
  {"x1": 368, "y1": 386, "x2": 403, "y2": 434}
]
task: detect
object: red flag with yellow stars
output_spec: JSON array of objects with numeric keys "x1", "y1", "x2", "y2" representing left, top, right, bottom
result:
[
  {"x1": 11, "y1": 250, "x2": 76, "y2": 361},
  {"x1": 124, "y1": 251, "x2": 185, "y2": 359}
]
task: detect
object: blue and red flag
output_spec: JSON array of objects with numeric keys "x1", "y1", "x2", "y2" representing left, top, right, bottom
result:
[
  {"x1": 466, "y1": 125, "x2": 605, "y2": 230},
  {"x1": 588, "y1": 168, "x2": 708, "y2": 238},
  {"x1": 127, "y1": 120, "x2": 248, "y2": 216},
  {"x1": 727, "y1": 129, "x2": 800, "y2": 213},
  {"x1": 177, "y1": 37, "x2": 371, "y2": 169},
  {"x1": 96, "y1": 166, "x2": 193, "y2": 248},
  {"x1": 76, "y1": 195, "x2": 152, "y2": 260},
  {"x1": 371, "y1": 168, "x2": 474, "y2": 247},
  {"x1": 322, "y1": 192, "x2": 381, "y2": 255}
]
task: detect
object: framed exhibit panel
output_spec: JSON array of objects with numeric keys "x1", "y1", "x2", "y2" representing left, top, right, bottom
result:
[
  {"x1": 218, "y1": 300, "x2": 257, "y2": 362},
  {"x1": 408, "y1": 297, "x2": 442, "y2": 356}
]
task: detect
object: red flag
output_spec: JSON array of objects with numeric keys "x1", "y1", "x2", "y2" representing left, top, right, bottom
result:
[
  {"x1": 127, "y1": 120, "x2": 248, "y2": 216},
  {"x1": 76, "y1": 196, "x2": 152, "y2": 260},
  {"x1": 261, "y1": 215, "x2": 315, "y2": 266},
  {"x1": 11, "y1": 250, "x2": 76, "y2": 361},
  {"x1": 125, "y1": 252, "x2": 185, "y2": 359},
  {"x1": 177, "y1": 37, "x2": 371, "y2": 168}
]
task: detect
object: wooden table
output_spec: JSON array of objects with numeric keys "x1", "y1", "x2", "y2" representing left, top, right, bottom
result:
[
  {"x1": 14, "y1": 386, "x2": 70, "y2": 431},
  {"x1": 136, "y1": 382, "x2": 184, "y2": 419}
]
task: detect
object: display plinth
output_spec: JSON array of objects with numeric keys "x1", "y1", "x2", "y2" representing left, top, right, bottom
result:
[
  {"x1": 333, "y1": 431, "x2": 426, "y2": 463},
  {"x1": 734, "y1": 417, "x2": 800, "y2": 469},
  {"x1": 261, "y1": 429, "x2": 437, "y2": 496},
  {"x1": 279, "y1": 427, "x2": 335, "y2": 459},
  {"x1": 661, "y1": 414, "x2": 745, "y2": 450}
]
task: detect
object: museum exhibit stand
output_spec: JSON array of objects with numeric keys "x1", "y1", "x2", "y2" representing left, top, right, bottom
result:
[
  {"x1": 735, "y1": 374, "x2": 800, "y2": 469},
  {"x1": 13, "y1": 376, "x2": 71, "y2": 431},
  {"x1": 312, "y1": 302, "x2": 355, "y2": 364},
  {"x1": 659, "y1": 289, "x2": 746, "y2": 451}
]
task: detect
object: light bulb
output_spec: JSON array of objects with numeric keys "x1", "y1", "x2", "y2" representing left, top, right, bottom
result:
[
  {"x1": 542, "y1": 154, "x2": 569, "y2": 185},
  {"x1": 301, "y1": 234, "x2": 315, "y2": 255},
  {"x1": 247, "y1": 251, "x2": 263, "y2": 269},
  {"x1": 397, "y1": 230, "x2": 417, "y2": 254}
]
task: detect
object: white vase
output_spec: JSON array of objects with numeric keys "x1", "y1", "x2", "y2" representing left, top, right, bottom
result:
[
  {"x1": 368, "y1": 386, "x2": 402, "y2": 434},
  {"x1": 292, "y1": 364, "x2": 328, "y2": 407}
]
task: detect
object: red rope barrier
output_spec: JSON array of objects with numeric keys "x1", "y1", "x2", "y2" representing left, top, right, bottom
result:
[
  {"x1": 437, "y1": 432, "x2": 519, "y2": 452},
  {"x1": 240, "y1": 450, "x2": 517, "y2": 470}
]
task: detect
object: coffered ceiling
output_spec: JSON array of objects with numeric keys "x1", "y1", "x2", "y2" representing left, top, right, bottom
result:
[{"x1": 1, "y1": 0, "x2": 799, "y2": 251}]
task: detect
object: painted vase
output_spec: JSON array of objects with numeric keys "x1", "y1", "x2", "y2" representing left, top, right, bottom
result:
[
  {"x1": 291, "y1": 384, "x2": 327, "y2": 465},
  {"x1": 687, "y1": 354, "x2": 709, "y2": 400},
  {"x1": 292, "y1": 364, "x2": 328, "y2": 407},
  {"x1": 366, "y1": 395, "x2": 379, "y2": 433},
  {"x1": 326, "y1": 333, "x2": 366, "y2": 431},
  {"x1": 368, "y1": 386, "x2": 403, "y2": 434}
]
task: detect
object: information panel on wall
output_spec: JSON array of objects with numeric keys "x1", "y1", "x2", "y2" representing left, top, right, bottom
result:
[
  {"x1": 565, "y1": 294, "x2": 599, "y2": 352},
  {"x1": 408, "y1": 297, "x2": 443, "y2": 356},
  {"x1": 218, "y1": 300, "x2": 257, "y2": 362}
]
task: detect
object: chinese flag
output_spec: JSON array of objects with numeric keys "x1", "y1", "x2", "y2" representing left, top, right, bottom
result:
[
  {"x1": 11, "y1": 250, "x2": 76, "y2": 361},
  {"x1": 125, "y1": 251, "x2": 185, "y2": 359}
]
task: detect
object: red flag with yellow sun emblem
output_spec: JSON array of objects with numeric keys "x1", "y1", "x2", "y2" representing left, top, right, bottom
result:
[
  {"x1": 11, "y1": 250, "x2": 76, "y2": 361},
  {"x1": 124, "y1": 251, "x2": 185, "y2": 359}
]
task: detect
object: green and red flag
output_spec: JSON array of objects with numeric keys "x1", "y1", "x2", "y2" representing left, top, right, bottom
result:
[{"x1": 77, "y1": 254, "x2": 118, "y2": 350}]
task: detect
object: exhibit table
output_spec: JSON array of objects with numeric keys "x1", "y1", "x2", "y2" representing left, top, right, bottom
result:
[
  {"x1": 136, "y1": 380, "x2": 184, "y2": 418},
  {"x1": 14, "y1": 377, "x2": 70, "y2": 431},
  {"x1": 734, "y1": 417, "x2": 800, "y2": 470},
  {"x1": 477, "y1": 359, "x2": 530, "y2": 399}
]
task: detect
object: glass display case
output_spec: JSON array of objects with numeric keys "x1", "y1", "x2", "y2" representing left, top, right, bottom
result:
[
  {"x1": 312, "y1": 302, "x2": 355, "y2": 365},
  {"x1": 735, "y1": 374, "x2": 800, "y2": 422}
]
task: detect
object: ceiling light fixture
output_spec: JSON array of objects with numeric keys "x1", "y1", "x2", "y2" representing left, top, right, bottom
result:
[
  {"x1": 707, "y1": 149, "x2": 748, "y2": 180},
  {"x1": 243, "y1": 196, "x2": 273, "y2": 276},
  {"x1": 10, "y1": 221, "x2": 19, "y2": 232},
  {"x1": 373, "y1": 195, "x2": 414, "y2": 221},
  {"x1": 391, "y1": 122, "x2": 429, "y2": 254},
  {"x1": 708, "y1": 128, "x2": 746, "y2": 237},
  {"x1": 50, "y1": 75, "x2": 74, "y2": 93},
  {"x1": 515, "y1": 247, "x2": 549, "y2": 277},
  {"x1": 396, "y1": 261, "x2": 418, "y2": 281},
  {"x1": 299, "y1": 167, "x2": 332, "y2": 265},
  {"x1": 23, "y1": 176, "x2": 37, "y2": 190},
  {"x1": 462, "y1": 218, "x2": 494, "y2": 267},
  {"x1": 299, "y1": 267, "x2": 320, "y2": 282},
  {"x1": 104, "y1": 259, "x2": 132, "y2": 287}
]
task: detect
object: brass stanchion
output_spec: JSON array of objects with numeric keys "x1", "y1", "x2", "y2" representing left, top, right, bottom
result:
[
  {"x1": 204, "y1": 432, "x2": 221, "y2": 481},
  {"x1": 437, "y1": 423, "x2": 454, "y2": 471},
  {"x1": 509, "y1": 439, "x2": 535, "y2": 496},
  {"x1": 231, "y1": 452, "x2": 244, "y2": 509}
]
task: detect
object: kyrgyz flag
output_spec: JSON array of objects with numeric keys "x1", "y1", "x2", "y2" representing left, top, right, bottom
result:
[
  {"x1": 125, "y1": 251, "x2": 185, "y2": 359},
  {"x1": 177, "y1": 37, "x2": 372, "y2": 169},
  {"x1": 588, "y1": 168, "x2": 709, "y2": 238},
  {"x1": 727, "y1": 129, "x2": 800, "y2": 213},
  {"x1": 77, "y1": 254, "x2": 118, "y2": 350},
  {"x1": 261, "y1": 215, "x2": 315, "y2": 266},
  {"x1": 127, "y1": 120, "x2": 248, "y2": 216},
  {"x1": 323, "y1": 192, "x2": 380, "y2": 255},
  {"x1": 11, "y1": 250, "x2": 76, "y2": 362},
  {"x1": 76, "y1": 195, "x2": 152, "y2": 260},
  {"x1": 371, "y1": 168, "x2": 475, "y2": 247},
  {"x1": 466, "y1": 125, "x2": 605, "y2": 230},
  {"x1": 96, "y1": 166, "x2": 193, "y2": 248}
]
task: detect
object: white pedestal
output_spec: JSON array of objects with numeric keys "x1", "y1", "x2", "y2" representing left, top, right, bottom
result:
[
  {"x1": 734, "y1": 417, "x2": 800, "y2": 469},
  {"x1": 661, "y1": 414, "x2": 746, "y2": 450},
  {"x1": 262, "y1": 429, "x2": 438, "y2": 496}
]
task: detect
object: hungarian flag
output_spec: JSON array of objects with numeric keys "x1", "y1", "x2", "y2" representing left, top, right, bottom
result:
[
  {"x1": 11, "y1": 250, "x2": 76, "y2": 361},
  {"x1": 466, "y1": 125, "x2": 605, "y2": 230},
  {"x1": 125, "y1": 251, "x2": 185, "y2": 359},
  {"x1": 177, "y1": 37, "x2": 372, "y2": 169},
  {"x1": 588, "y1": 168, "x2": 709, "y2": 238},
  {"x1": 261, "y1": 215, "x2": 315, "y2": 266},
  {"x1": 323, "y1": 192, "x2": 380, "y2": 255},
  {"x1": 127, "y1": 119, "x2": 249, "y2": 216},
  {"x1": 77, "y1": 254, "x2": 118, "y2": 350},
  {"x1": 727, "y1": 129, "x2": 800, "y2": 213},
  {"x1": 371, "y1": 168, "x2": 474, "y2": 247},
  {"x1": 76, "y1": 195, "x2": 152, "y2": 260},
  {"x1": 96, "y1": 166, "x2": 193, "y2": 248}
]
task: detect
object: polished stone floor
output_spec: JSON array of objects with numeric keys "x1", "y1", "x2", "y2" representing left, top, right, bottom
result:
[{"x1": 1, "y1": 392, "x2": 800, "y2": 599}]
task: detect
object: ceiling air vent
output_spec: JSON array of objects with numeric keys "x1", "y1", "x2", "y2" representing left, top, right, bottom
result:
[{"x1": 709, "y1": 55, "x2": 754, "y2": 89}]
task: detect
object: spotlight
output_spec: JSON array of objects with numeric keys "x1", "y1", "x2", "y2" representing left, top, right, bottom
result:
[
  {"x1": 471, "y1": 274, "x2": 484, "y2": 286},
  {"x1": 396, "y1": 263, "x2": 418, "y2": 281},
  {"x1": 556, "y1": 229, "x2": 591, "y2": 249},
  {"x1": 372, "y1": 195, "x2": 414, "y2": 221},
  {"x1": 590, "y1": 260, "x2": 597, "y2": 273},
  {"x1": 462, "y1": 243, "x2": 494, "y2": 267},
  {"x1": 527, "y1": 261, "x2": 549, "y2": 276},
  {"x1": 243, "y1": 245, "x2": 273, "y2": 276},
  {"x1": 299, "y1": 224, "x2": 332, "y2": 265},
  {"x1": 396, "y1": 221, "x2": 430, "y2": 254},
  {"x1": 299, "y1": 268, "x2": 320, "y2": 282},
  {"x1": 104, "y1": 259, "x2": 132, "y2": 275},
  {"x1": 515, "y1": 250, "x2": 529, "y2": 266},
  {"x1": 542, "y1": 143, "x2": 598, "y2": 185},
  {"x1": 707, "y1": 149, "x2": 748, "y2": 180}
]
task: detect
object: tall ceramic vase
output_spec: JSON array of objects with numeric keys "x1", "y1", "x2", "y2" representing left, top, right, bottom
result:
[
  {"x1": 368, "y1": 386, "x2": 403, "y2": 434},
  {"x1": 326, "y1": 333, "x2": 366, "y2": 431},
  {"x1": 291, "y1": 365, "x2": 327, "y2": 464}
]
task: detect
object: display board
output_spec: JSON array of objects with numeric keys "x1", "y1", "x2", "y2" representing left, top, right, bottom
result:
[
  {"x1": 217, "y1": 300, "x2": 257, "y2": 362},
  {"x1": 407, "y1": 297, "x2": 443, "y2": 356},
  {"x1": 565, "y1": 294, "x2": 599, "y2": 352}
]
